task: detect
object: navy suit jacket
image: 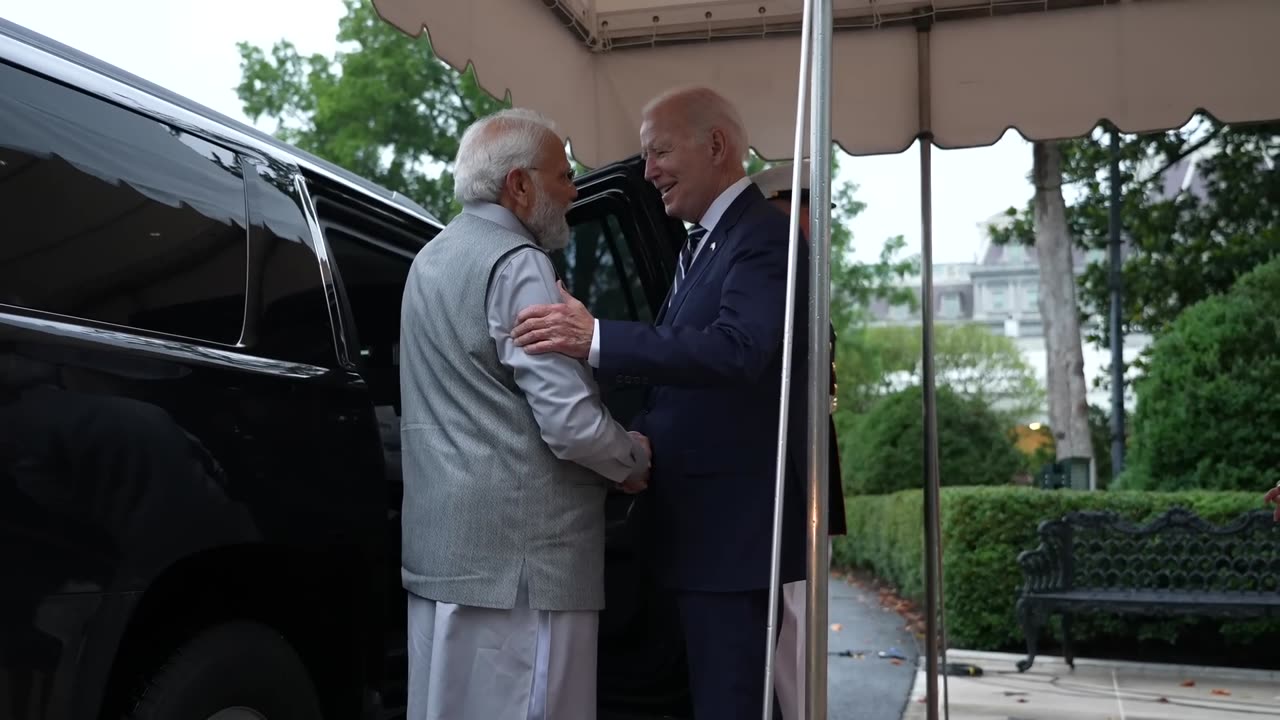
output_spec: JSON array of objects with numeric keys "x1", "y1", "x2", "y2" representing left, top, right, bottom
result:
[{"x1": 598, "y1": 184, "x2": 810, "y2": 592}]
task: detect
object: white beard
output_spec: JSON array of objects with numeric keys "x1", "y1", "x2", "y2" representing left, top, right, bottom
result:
[{"x1": 525, "y1": 178, "x2": 571, "y2": 251}]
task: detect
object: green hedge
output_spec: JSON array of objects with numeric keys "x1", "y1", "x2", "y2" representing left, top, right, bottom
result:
[{"x1": 835, "y1": 486, "x2": 1272, "y2": 650}]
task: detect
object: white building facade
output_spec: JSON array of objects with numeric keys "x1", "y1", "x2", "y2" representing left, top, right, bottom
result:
[{"x1": 867, "y1": 224, "x2": 1152, "y2": 422}]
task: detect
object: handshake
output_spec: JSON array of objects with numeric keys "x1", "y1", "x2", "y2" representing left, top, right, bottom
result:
[{"x1": 619, "y1": 430, "x2": 652, "y2": 495}]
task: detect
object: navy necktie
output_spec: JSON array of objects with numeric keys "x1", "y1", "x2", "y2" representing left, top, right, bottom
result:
[{"x1": 671, "y1": 225, "x2": 707, "y2": 304}]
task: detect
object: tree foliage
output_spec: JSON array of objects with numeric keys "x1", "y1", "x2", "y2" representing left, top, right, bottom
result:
[
  {"x1": 1118, "y1": 256, "x2": 1280, "y2": 492},
  {"x1": 990, "y1": 116, "x2": 1280, "y2": 354},
  {"x1": 236, "y1": 0, "x2": 506, "y2": 218},
  {"x1": 836, "y1": 323, "x2": 1043, "y2": 423},
  {"x1": 844, "y1": 385, "x2": 1025, "y2": 495},
  {"x1": 743, "y1": 154, "x2": 918, "y2": 334}
]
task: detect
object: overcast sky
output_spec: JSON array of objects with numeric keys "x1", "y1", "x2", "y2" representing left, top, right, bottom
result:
[{"x1": 1, "y1": 0, "x2": 1038, "y2": 265}]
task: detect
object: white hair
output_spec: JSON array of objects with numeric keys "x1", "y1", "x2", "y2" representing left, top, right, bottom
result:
[
  {"x1": 643, "y1": 86, "x2": 749, "y2": 163},
  {"x1": 453, "y1": 108, "x2": 560, "y2": 204}
]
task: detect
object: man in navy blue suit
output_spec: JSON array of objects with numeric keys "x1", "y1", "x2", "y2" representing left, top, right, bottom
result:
[{"x1": 512, "y1": 86, "x2": 810, "y2": 719}]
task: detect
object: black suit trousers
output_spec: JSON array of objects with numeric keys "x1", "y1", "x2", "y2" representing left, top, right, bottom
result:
[{"x1": 676, "y1": 589, "x2": 785, "y2": 720}]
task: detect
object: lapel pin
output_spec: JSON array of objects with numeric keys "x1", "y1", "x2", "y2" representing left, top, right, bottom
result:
[{"x1": 710, "y1": 241, "x2": 717, "y2": 251}]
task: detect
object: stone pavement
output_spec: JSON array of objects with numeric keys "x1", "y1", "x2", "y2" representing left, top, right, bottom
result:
[{"x1": 902, "y1": 650, "x2": 1280, "y2": 720}]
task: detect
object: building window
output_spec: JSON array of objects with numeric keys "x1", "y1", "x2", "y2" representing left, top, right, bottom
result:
[
  {"x1": 1023, "y1": 282, "x2": 1040, "y2": 311},
  {"x1": 988, "y1": 285, "x2": 1007, "y2": 312},
  {"x1": 940, "y1": 293, "x2": 961, "y2": 318}
]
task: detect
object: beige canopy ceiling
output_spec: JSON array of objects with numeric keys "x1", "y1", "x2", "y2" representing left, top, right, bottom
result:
[{"x1": 372, "y1": 0, "x2": 1280, "y2": 168}]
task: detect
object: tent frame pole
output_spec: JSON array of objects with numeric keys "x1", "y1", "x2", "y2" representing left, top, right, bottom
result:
[
  {"x1": 804, "y1": 0, "x2": 834, "y2": 716},
  {"x1": 917, "y1": 21, "x2": 950, "y2": 720},
  {"x1": 762, "y1": 0, "x2": 815, "y2": 714}
]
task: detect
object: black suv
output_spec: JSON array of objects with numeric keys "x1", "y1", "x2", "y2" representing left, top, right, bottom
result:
[{"x1": 0, "y1": 18, "x2": 692, "y2": 720}]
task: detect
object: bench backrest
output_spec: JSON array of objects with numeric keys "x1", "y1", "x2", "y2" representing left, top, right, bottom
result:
[{"x1": 1038, "y1": 508, "x2": 1279, "y2": 594}]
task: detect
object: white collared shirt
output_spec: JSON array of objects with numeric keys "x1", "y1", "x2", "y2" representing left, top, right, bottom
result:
[
  {"x1": 587, "y1": 177, "x2": 754, "y2": 368},
  {"x1": 684, "y1": 175, "x2": 752, "y2": 269},
  {"x1": 462, "y1": 201, "x2": 537, "y2": 243}
]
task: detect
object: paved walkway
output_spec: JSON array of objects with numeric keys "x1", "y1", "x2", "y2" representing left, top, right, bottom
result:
[
  {"x1": 902, "y1": 650, "x2": 1280, "y2": 720},
  {"x1": 827, "y1": 572, "x2": 921, "y2": 720}
]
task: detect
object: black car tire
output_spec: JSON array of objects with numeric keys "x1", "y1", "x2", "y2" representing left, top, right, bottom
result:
[{"x1": 126, "y1": 620, "x2": 323, "y2": 720}]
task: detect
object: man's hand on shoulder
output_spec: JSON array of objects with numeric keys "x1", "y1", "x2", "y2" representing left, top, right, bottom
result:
[{"x1": 513, "y1": 281, "x2": 595, "y2": 359}]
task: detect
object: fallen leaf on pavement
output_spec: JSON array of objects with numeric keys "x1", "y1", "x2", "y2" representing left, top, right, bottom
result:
[
  {"x1": 1016, "y1": 698, "x2": 1028, "y2": 703},
  {"x1": 891, "y1": 659, "x2": 903, "y2": 666},
  {"x1": 1180, "y1": 680, "x2": 1195, "y2": 687},
  {"x1": 1157, "y1": 697, "x2": 1170, "y2": 703},
  {"x1": 1211, "y1": 689, "x2": 1231, "y2": 696}
]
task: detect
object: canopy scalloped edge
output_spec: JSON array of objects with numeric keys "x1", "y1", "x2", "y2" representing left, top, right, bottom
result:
[{"x1": 372, "y1": 0, "x2": 1280, "y2": 168}]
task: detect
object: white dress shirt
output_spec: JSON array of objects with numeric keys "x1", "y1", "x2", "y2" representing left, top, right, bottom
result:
[
  {"x1": 586, "y1": 176, "x2": 754, "y2": 367},
  {"x1": 466, "y1": 202, "x2": 650, "y2": 482}
]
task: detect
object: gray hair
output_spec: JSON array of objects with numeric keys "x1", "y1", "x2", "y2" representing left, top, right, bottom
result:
[
  {"x1": 643, "y1": 86, "x2": 749, "y2": 163},
  {"x1": 453, "y1": 108, "x2": 560, "y2": 204}
]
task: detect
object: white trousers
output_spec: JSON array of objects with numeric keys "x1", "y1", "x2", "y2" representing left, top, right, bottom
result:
[
  {"x1": 774, "y1": 580, "x2": 808, "y2": 720},
  {"x1": 406, "y1": 580, "x2": 599, "y2": 720},
  {"x1": 774, "y1": 540, "x2": 833, "y2": 720}
]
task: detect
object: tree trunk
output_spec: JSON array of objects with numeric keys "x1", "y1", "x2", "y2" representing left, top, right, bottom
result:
[{"x1": 1033, "y1": 141, "x2": 1095, "y2": 480}]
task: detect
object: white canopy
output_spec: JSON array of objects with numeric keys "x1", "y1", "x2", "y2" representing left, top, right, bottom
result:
[{"x1": 372, "y1": 0, "x2": 1280, "y2": 167}]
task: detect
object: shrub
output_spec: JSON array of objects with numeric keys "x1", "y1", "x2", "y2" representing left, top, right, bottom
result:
[
  {"x1": 845, "y1": 385, "x2": 1024, "y2": 495},
  {"x1": 834, "y1": 487, "x2": 1272, "y2": 650},
  {"x1": 1121, "y1": 256, "x2": 1280, "y2": 491}
]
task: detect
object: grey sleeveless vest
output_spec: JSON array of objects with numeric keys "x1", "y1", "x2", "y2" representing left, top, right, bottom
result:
[{"x1": 399, "y1": 212, "x2": 607, "y2": 611}]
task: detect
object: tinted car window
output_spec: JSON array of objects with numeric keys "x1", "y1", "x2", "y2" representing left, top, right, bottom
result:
[
  {"x1": 0, "y1": 62, "x2": 249, "y2": 345},
  {"x1": 244, "y1": 159, "x2": 338, "y2": 367},
  {"x1": 322, "y1": 223, "x2": 412, "y2": 370},
  {"x1": 557, "y1": 205, "x2": 653, "y2": 426},
  {"x1": 553, "y1": 212, "x2": 650, "y2": 323}
]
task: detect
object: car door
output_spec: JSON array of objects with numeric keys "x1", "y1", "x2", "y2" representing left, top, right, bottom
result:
[{"x1": 556, "y1": 157, "x2": 693, "y2": 718}]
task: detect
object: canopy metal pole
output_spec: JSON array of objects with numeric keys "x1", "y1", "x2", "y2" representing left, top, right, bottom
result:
[
  {"x1": 762, "y1": 0, "x2": 813, "y2": 714},
  {"x1": 805, "y1": 0, "x2": 834, "y2": 716},
  {"x1": 917, "y1": 22, "x2": 946, "y2": 720},
  {"x1": 1108, "y1": 124, "x2": 1126, "y2": 475}
]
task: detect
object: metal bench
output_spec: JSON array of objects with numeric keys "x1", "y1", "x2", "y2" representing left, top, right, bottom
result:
[{"x1": 1014, "y1": 507, "x2": 1280, "y2": 672}]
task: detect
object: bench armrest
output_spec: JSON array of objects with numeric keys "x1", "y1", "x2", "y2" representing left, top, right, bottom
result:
[{"x1": 1017, "y1": 546, "x2": 1065, "y2": 593}]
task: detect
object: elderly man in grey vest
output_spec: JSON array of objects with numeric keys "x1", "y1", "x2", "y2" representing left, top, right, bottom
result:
[{"x1": 399, "y1": 108, "x2": 652, "y2": 720}]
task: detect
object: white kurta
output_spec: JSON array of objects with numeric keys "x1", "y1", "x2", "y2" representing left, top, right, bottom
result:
[
  {"x1": 407, "y1": 576, "x2": 599, "y2": 720},
  {"x1": 774, "y1": 540, "x2": 833, "y2": 720},
  {"x1": 402, "y1": 203, "x2": 643, "y2": 719}
]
